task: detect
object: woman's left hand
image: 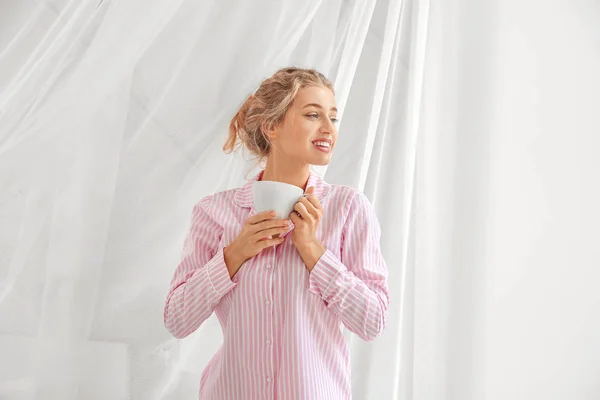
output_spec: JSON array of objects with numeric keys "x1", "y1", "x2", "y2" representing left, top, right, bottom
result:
[{"x1": 289, "y1": 186, "x2": 323, "y2": 250}]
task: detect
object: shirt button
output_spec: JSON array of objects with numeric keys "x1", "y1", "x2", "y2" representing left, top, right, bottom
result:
[
  {"x1": 265, "y1": 300, "x2": 271, "y2": 306},
  {"x1": 266, "y1": 339, "x2": 272, "y2": 345},
  {"x1": 266, "y1": 377, "x2": 272, "y2": 383},
  {"x1": 265, "y1": 263, "x2": 272, "y2": 269}
]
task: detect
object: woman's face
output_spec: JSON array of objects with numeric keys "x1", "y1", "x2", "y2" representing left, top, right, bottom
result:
[{"x1": 267, "y1": 85, "x2": 338, "y2": 166}]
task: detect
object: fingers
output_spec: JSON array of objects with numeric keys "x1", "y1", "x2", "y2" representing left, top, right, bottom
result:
[
  {"x1": 254, "y1": 218, "x2": 289, "y2": 233},
  {"x1": 289, "y1": 210, "x2": 302, "y2": 223},
  {"x1": 293, "y1": 202, "x2": 310, "y2": 219},
  {"x1": 248, "y1": 210, "x2": 276, "y2": 224},
  {"x1": 262, "y1": 237, "x2": 285, "y2": 248},
  {"x1": 254, "y1": 226, "x2": 288, "y2": 240},
  {"x1": 291, "y1": 210, "x2": 302, "y2": 218},
  {"x1": 298, "y1": 196, "x2": 322, "y2": 216}
]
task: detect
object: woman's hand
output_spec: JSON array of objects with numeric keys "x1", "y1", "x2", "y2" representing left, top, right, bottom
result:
[
  {"x1": 224, "y1": 211, "x2": 290, "y2": 278},
  {"x1": 289, "y1": 186, "x2": 325, "y2": 257}
]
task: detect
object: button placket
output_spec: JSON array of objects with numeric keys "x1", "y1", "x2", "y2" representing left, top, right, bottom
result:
[{"x1": 265, "y1": 255, "x2": 275, "y2": 390}]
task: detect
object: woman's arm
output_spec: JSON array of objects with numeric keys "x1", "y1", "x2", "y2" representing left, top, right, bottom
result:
[
  {"x1": 164, "y1": 196, "x2": 238, "y2": 339},
  {"x1": 307, "y1": 191, "x2": 389, "y2": 341}
]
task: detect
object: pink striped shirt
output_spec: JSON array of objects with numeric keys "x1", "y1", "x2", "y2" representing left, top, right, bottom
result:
[{"x1": 164, "y1": 169, "x2": 389, "y2": 399}]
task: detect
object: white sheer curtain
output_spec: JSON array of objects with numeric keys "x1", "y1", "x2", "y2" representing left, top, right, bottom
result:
[
  {"x1": 416, "y1": 1, "x2": 600, "y2": 399},
  {"x1": 0, "y1": 0, "x2": 429, "y2": 398},
  {"x1": 4, "y1": 0, "x2": 597, "y2": 399}
]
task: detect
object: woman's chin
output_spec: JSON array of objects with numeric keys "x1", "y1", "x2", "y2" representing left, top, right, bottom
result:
[{"x1": 310, "y1": 157, "x2": 331, "y2": 166}]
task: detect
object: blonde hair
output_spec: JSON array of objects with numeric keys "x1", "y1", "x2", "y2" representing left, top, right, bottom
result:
[{"x1": 223, "y1": 67, "x2": 334, "y2": 167}]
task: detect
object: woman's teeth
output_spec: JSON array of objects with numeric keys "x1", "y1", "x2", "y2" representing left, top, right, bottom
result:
[{"x1": 312, "y1": 142, "x2": 331, "y2": 152}]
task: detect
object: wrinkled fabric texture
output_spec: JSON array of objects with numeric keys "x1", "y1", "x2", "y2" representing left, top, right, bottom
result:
[
  {"x1": 2, "y1": 0, "x2": 600, "y2": 399},
  {"x1": 0, "y1": 0, "x2": 425, "y2": 398},
  {"x1": 164, "y1": 169, "x2": 389, "y2": 399}
]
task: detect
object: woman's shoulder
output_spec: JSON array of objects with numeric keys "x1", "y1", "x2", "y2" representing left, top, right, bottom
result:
[
  {"x1": 328, "y1": 185, "x2": 379, "y2": 227},
  {"x1": 198, "y1": 188, "x2": 237, "y2": 206},
  {"x1": 328, "y1": 184, "x2": 363, "y2": 209}
]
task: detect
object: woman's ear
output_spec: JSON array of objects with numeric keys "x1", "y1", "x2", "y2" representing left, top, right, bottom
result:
[{"x1": 262, "y1": 121, "x2": 278, "y2": 142}]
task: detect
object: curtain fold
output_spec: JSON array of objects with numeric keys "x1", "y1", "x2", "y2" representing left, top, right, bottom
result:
[
  {"x1": 8, "y1": 1, "x2": 597, "y2": 399},
  {"x1": 0, "y1": 0, "x2": 424, "y2": 398}
]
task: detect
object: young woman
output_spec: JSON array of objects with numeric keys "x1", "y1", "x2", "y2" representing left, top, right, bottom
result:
[{"x1": 164, "y1": 67, "x2": 389, "y2": 400}]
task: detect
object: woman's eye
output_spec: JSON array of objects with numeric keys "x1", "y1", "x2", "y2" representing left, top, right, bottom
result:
[{"x1": 307, "y1": 113, "x2": 338, "y2": 124}]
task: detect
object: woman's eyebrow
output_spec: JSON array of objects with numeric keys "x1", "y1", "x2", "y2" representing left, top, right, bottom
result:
[{"x1": 302, "y1": 103, "x2": 338, "y2": 112}]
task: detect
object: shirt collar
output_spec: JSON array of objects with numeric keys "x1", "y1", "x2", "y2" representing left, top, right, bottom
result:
[{"x1": 233, "y1": 168, "x2": 331, "y2": 210}]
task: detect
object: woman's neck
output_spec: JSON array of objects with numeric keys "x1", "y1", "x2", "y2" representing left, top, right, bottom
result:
[{"x1": 260, "y1": 165, "x2": 311, "y2": 191}]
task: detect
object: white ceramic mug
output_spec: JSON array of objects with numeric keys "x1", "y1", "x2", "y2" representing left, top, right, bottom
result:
[{"x1": 252, "y1": 180, "x2": 304, "y2": 220}]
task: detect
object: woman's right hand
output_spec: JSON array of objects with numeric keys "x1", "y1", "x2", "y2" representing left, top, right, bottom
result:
[{"x1": 223, "y1": 211, "x2": 291, "y2": 278}]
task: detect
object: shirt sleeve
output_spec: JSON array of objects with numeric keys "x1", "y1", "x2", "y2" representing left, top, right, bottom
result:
[
  {"x1": 163, "y1": 196, "x2": 238, "y2": 339},
  {"x1": 308, "y1": 190, "x2": 389, "y2": 341}
]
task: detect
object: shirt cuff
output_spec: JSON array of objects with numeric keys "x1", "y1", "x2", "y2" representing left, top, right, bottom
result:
[
  {"x1": 308, "y1": 248, "x2": 348, "y2": 300},
  {"x1": 194, "y1": 246, "x2": 238, "y2": 297}
]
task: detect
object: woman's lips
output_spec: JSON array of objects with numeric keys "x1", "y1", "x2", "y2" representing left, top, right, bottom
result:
[{"x1": 312, "y1": 143, "x2": 331, "y2": 153}]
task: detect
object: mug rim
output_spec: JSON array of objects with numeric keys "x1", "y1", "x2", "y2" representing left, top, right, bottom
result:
[{"x1": 253, "y1": 180, "x2": 304, "y2": 193}]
